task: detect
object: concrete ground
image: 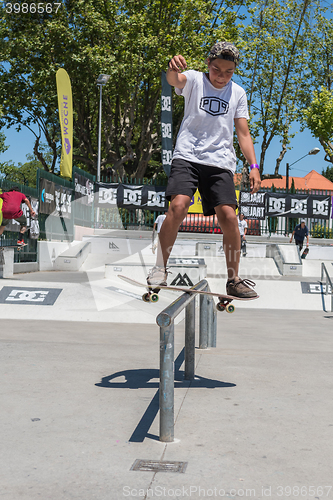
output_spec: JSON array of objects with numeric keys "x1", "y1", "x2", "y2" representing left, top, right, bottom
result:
[{"x1": 1, "y1": 232, "x2": 333, "y2": 499}]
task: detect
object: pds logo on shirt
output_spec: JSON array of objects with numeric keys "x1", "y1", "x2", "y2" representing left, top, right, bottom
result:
[{"x1": 199, "y1": 97, "x2": 229, "y2": 116}]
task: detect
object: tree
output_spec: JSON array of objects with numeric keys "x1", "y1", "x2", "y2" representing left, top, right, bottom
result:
[
  {"x1": 238, "y1": 0, "x2": 316, "y2": 184},
  {"x1": 303, "y1": 88, "x2": 333, "y2": 164},
  {"x1": 322, "y1": 165, "x2": 333, "y2": 183},
  {"x1": 0, "y1": 0, "x2": 244, "y2": 179}
]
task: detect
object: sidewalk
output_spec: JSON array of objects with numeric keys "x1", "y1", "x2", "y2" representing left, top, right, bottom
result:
[{"x1": 1, "y1": 309, "x2": 332, "y2": 500}]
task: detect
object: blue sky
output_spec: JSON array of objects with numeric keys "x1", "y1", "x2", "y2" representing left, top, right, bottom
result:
[{"x1": 0, "y1": 117, "x2": 327, "y2": 179}]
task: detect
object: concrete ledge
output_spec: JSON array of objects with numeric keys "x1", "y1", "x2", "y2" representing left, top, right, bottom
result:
[
  {"x1": 0, "y1": 247, "x2": 14, "y2": 278},
  {"x1": 54, "y1": 241, "x2": 91, "y2": 271},
  {"x1": 14, "y1": 262, "x2": 39, "y2": 274}
]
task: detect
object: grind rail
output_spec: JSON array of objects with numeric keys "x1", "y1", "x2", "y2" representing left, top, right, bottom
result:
[
  {"x1": 321, "y1": 263, "x2": 333, "y2": 312},
  {"x1": 156, "y1": 279, "x2": 217, "y2": 442}
]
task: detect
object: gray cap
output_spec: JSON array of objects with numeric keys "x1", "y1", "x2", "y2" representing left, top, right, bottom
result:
[
  {"x1": 300, "y1": 219, "x2": 306, "y2": 223},
  {"x1": 208, "y1": 41, "x2": 239, "y2": 66}
]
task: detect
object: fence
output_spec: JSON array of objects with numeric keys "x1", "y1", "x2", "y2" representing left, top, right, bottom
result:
[{"x1": 156, "y1": 279, "x2": 216, "y2": 442}]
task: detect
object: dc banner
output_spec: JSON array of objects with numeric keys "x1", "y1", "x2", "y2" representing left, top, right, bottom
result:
[
  {"x1": 55, "y1": 185, "x2": 72, "y2": 219},
  {"x1": 161, "y1": 71, "x2": 173, "y2": 177},
  {"x1": 40, "y1": 178, "x2": 56, "y2": 215},
  {"x1": 266, "y1": 193, "x2": 331, "y2": 219},
  {"x1": 74, "y1": 173, "x2": 94, "y2": 205},
  {"x1": 95, "y1": 183, "x2": 119, "y2": 207},
  {"x1": 239, "y1": 192, "x2": 266, "y2": 219},
  {"x1": 94, "y1": 183, "x2": 167, "y2": 211}
]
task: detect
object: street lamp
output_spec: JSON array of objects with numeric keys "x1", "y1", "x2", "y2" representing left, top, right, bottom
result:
[
  {"x1": 286, "y1": 147, "x2": 320, "y2": 193},
  {"x1": 96, "y1": 74, "x2": 110, "y2": 182}
]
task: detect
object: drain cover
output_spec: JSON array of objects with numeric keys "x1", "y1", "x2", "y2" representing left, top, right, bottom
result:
[{"x1": 130, "y1": 459, "x2": 187, "y2": 473}]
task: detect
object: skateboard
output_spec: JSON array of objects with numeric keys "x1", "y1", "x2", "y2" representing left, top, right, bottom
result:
[
  {"x1": 301, "y1": 247, "x2": 309, "y2": 259},
  {"x1": 118, "y1": 274, "x2": 259, "y2": 313},
  {"x1": 0, "y1": 243, "x2": 28, "y2": 251}
]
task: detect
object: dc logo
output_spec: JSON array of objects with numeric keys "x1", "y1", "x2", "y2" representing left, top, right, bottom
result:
[
  {"x1": 147, "y1": 191, "x2": 165, "y2": 207},
  {"x1": 161, "y1": 123, "x2": 172, "y2": 139},
  {"x1": 268, "y1": 197, "x2": 286, "y2": 213},
  {"x1": 313, "y1": 199, "x2": 329, "y2": 216},
  {"x1": 123, "y1": 188, "x2": 142, "y2": 206},
  {"x1": 6, "y1": 290, "x2": 49, "y2": 302},
  {"x1": 161, "y1": 96, "x2": 171, "y2": 112},
  {"x1": 291, "y1": 198, "x2": 307, "y2": 214},
  {"x1": 162, "y1": 150, "x2": 173, "y2": 165},
  {"x1": 241, "y1": 192, "x2": 251, "y2": 203},
  {"x1": 99, "y1": 187, "x2": 117, "y2": 205},
  {"x1": 199, "y1": 97, "x2": 229, "y2": 116}
]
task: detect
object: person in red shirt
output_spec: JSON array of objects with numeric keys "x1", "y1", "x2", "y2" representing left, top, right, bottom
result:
[{"x1": 0, "y1": 187, "x2": 36, "y2": 245}]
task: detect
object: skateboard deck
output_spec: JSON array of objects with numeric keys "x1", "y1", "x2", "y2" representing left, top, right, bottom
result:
[
  {"x1": 118, "y1": 274, "x2": 259, "y2": 313},
  {"x1": 0, "y1": 243, "x2": 28, "y2": 250},
  {"x1": 301, "y1": 247, "x2": 309, "y2": 259}
]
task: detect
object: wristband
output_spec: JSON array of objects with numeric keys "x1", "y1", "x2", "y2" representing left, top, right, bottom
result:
[{"x1": 250, "y1": 163, "x2": 259, "y2": 170}]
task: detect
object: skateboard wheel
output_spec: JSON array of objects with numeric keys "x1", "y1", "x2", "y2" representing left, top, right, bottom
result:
[
  {"x1": 226, "y1": 304, "x2": 235, "y2": 313},
  {"x1": 142, "y1": 293, "x2": 151, "y2": 302},
  {"x1": 216, "y1": 302, "x2": 226, "y2": 312},
  {"x1": 150, "y1": 293, "x2": 159, "y2": 303}
]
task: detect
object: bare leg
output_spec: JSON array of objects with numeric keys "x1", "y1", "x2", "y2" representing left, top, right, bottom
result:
[
  {"x1": 0, "y1": 226, "x2": 5, "y2": 236},
  {"x1": 156, "y1": 195, "x2": 192, "y2": 267},
  {"x1": 214, "y1": 204, "x2": 240, "y2": 281}
]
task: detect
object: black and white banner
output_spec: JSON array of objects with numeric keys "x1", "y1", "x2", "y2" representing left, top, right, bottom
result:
[
  {"x1": 40, "y1": 178, "x2": 73, "y2": 217},
  {"x1": 239, "y1": 191, "x2": 266, "y2": 219},
  {"x1": 266, "y1": 193, "x2": 331, "y2": 219},
  {"x1": 55, "y1": 185, "x2": 72, "y2": 219},
  {"x1": 161, "y1": 71, "x2": 173, "y2": 177},
  {"x1": 40, "y1": 178, "x2": 56, "y2": 214},
  {"x1": 74, "y1": 172, "x2": 94, "y2": 205},
  {"x1": 94, "y1": 183, "x2": 167, "y2": 211}
]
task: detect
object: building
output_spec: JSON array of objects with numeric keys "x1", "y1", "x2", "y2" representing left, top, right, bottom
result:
[{"x1": 260, "y1": 170, "x2": 333, "y2": 194}]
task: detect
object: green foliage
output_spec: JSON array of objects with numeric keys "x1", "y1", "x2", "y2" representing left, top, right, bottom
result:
[
  {"x1": 0, "y1": 0, "x2": 243, "y2": 179},
  {"x1": 238, "y1": 0, "x2": 318, "y2": 175},
  {"x1": 322, "y1": 165, "x2": 333, "y2": 183},
  {"x1": 303, "y1": 87, "x2": 333, "y2": 164},
  {"x1": 311, "y1": 224, "x2": 333, "y2": 239}
]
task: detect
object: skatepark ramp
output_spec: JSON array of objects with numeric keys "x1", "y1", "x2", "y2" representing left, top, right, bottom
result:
[
  {"x1": 266, "y1": 243, "x2": 302, "y2": 276},
  {"x1": 156, "y1": 279, "x2": 216, "y2": 442}
]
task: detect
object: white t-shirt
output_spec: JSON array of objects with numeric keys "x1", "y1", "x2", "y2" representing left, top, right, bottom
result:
[
  {"x1": 238, "y1": 218, "x2": 248, "y2": 236},
  {"x1": 154, "y1": 214, "x2": 166, "y2": 233},
  {"x1": 173, "y1": 70, "x2": 249, "y2": 173}
]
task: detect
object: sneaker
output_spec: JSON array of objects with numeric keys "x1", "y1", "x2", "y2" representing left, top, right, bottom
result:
[
  {"x1": 147, "y1": 266, "x2": 168, "y2": 287},
  {"x1": 226, "y1": 277, "x2": 257, "y2": 298},
  {"x1": 17, "y1": 239, "x2": 25, "y2": 246}
]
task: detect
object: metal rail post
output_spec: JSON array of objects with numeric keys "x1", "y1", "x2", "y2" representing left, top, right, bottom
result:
[
  {"x1": 185, "y1": 299, "x2": 195, "y2": 380},
  {"x1": 159, "y1": 323, "x2": 174, "y2": 442}
]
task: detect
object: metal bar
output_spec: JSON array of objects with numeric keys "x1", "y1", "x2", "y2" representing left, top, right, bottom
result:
[
  {"x1": 159, "y1": 323, "x2": 174, "y2": 442},
  {"x1": 321, "y1": 262, "x2": 333, "y2": 312},
  {"x1": 185, "y1": 300, "x2": 195, "y2": 380},
  {"x1": 156, "y1": 279, "x2": 208, "y2": 327},
  {"x1": 207, "y1": 297, "x2": 214, "y2": 348},
  {"x1": 199, "y1": 294, "x2": 209, "y2": 349}
]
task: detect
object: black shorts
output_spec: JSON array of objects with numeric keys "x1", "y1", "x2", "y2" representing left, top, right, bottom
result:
[
  {"x1": 165, "y1": 158, "x2": 237, "y2": 216},
  {"x1": 1, "y1": 214, "x2": 27, "y2": 228}
]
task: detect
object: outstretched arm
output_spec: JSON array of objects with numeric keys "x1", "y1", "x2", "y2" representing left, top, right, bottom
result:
[
  {"x1": 166, "y1": 55, "x2": 188, "y2": 89},
  {"x1": 24, "y1": 198, "x2": 36, "y2": 218}
]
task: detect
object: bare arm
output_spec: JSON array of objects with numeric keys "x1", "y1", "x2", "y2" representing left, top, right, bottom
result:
[
  {"x1": 234, "y1": 118, "x2": 261, "y2": 194},
  {"x1": 166, "y1": 55, "x2": 188, "y2": 89},
  {"x1": 24, "y1": 198, "x2": 36, "y2": 218}
]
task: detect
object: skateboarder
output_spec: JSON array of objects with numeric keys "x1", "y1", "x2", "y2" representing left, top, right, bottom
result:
[
  {"x1": 0, "y1": 187, "x2": 36, "y2": 245},
  {"x1": 147, "y1": 42, "x2": 261, "y2": 297},
  {"x1": 238, "y1": 213, "x2": 248, "y2": 256},
  {"x1": 289, "y1": 219, "x2": 309, "y2": 252}
]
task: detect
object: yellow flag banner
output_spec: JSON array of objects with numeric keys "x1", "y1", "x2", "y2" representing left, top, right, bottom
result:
[
  {"x1": 187, "y1": 189, "x2": 240, "y2": 214},
  {"x1": 56, "y1": 68, "x2": 73, "y2": 179}
]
